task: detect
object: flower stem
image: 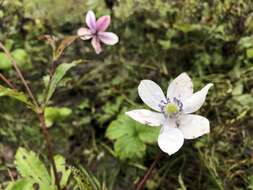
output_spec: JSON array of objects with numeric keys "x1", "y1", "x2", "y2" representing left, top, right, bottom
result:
[
  {"x1": 38, "y1": 112, "x2": 61, "y2": 190},
  {"x1": 135, "y1": 152, "x2": 162, "y2": 190},
  {"x1": 0, "y1": 73, "x2": 16, "y2": 89}
]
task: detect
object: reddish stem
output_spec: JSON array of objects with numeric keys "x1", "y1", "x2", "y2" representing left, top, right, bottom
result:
[
  {"x1": 0, "y1": 73, "x2": 16, "y2": 89},
  {"x1": 38, "y1": 112, "x2": 61, "y2": 190},
  {"x1": 135, "y1": 152, "x2": 162, "y2": 190}
]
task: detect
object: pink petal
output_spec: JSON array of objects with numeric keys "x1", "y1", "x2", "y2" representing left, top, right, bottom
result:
[
  {"x1": 77, "y1": 27, "x2": 93, "y2": 40},
  {"x1": 86, "y1": 10, "x2": 96, "y2": 32},
  {"x1": 96, "y1": 16, "x2": 111, "y2": 32},
  {"x1": 98, "y1": 32, "x2": 119, "y2": 45},
  {"x1": 91, "y1": 37, "x2": 102, "y2": 54}
]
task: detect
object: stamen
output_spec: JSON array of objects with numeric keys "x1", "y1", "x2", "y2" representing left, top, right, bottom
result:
[{"x1": 158, "y1": 97, "x2": 183, "y2": 117}]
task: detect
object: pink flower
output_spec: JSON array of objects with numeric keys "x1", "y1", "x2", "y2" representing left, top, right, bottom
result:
[{"x1": 77, "y1": 10, "x2": 119, "y2": 54}]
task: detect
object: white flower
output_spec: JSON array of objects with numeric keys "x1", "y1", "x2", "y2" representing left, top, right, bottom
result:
[{"x1": 126, "y1": 73, "x2": 213, "y2": 155}]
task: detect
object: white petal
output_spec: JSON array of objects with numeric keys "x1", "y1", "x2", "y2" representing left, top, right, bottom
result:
[
  {"x1": 138, "y1": 80, "x2": 166, "y2": 112},
  {"x1": 162, "y1": 117, "x2": 177, "y2": 128},
  {"x1": 167, "y1": 73, "x2": 193, "y2": 101},
  {"x1": 86, "y1": 10, "x2": 96, "y2": 31},
  {"x1": 126, "y1": 109, "x2": 164, "y2": 127},
  {"x1": 98, "y1": 32, "x2": 119, "y2": 45},
  {"x1": 158, "y1": 127, "x2": 184, "y2": 155},
  {"x1": 77, "y1": 27, "x2": 93, "y2": 40},
  {"x1": 91, "y1": 37, "x2": 102, "y2": 54},
  {"x1": 183, "y1": 83, "x2": 213, "y2": 113},
  {"x1": 178, "y1": 114, "x2": 210, "y2": 139}
]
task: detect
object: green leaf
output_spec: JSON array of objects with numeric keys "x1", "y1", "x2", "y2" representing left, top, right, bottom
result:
[
  {"x1": 51, "y1": 155, "x2": 71, "y2": 188},
  {"x1": 15, "y1": 147, "x2": 56, "y2": 190},
  {"x1": 0, "y1": 49, "x2": 31, "y2": 70},
  {"x1": 106, "y1": 115, "x2": 135, "y2": 140},
  {"x1": 106, "y1": 114, "x2": 159, "y2": 160},
  {"x1": 45, "y1": 60, "x2": 80, "y2": 104},
  {"x1": 45, "y1": 106, "x2": 72, "y2": 127},
  {"x1": 115, "y1": 135, "x2": 146, "y2": 160},
  {"x1": 6, "y1": 179, "x2": 34, "y2": 190},
  {"x1": 12, "y1": 49, "x2": 31, "y2": 69},
  {"x1": 137, "y1": 125, "x2": 160, "y2": 144},
  {"x1": 0, "y1": 85, "x2": 36, "y2": 111},
  {"x1": 0, "y1": 52, "x2": 12, "y2": 70}
]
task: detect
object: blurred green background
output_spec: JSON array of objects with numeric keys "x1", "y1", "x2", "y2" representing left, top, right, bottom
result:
[{"x1": 0, "y1": 0, "x2": 253, "y2": 189}]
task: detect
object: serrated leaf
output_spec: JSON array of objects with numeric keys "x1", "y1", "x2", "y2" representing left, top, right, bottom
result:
[
  {"x1": 45, "y1": 60, "x2": 80, "y2": 104},
  {"x1": 105, "y1": 115, "x2": 135, "y2": 140},
  {"x1": 51, "y1": 155, "x2": 71, "y2": 188},
  {"x1": 6, "y1": 179, "x2": 34, "y2": 190},
  {"x1": 0, "y1": 85, "x2": 36, "y2": 112},
  {"x1": 115, "y1": 135, "x2": 146, "y2": 160},
  {"x1": 106, "y1": 114, "x2": 159, "y2": 160},
  {"x1": 137, "y1": 126, "x2": 160, "y2": 144},
  {"x1": 15, "y1": 147, "x2": 56, "y2": 190}
]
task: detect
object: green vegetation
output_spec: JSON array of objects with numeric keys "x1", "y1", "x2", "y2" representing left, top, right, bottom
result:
[{"x1": 0, "y1": 0, "x2": 253, "y2": 189}]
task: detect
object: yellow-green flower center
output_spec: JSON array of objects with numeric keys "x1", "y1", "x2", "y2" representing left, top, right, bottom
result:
[{"x1": 165, "y1": 103, "x2": 179, "y2": 114}]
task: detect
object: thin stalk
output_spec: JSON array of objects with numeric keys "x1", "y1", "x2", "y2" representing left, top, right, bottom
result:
[
  {"x1": 38, "y1": 112, "x2": 61, "y2": 190},
  {"x1": 0, "y1": 73, "x2": 16, "y2": 89},
  {"x1": 0, "y1": 42, "x2": 61, "y2": 190},
  {"x1": 0, "y1": 42, "x2": 39, "y2": 109},
  {"x1": 135, "y1": 152, "x2": 162, "y2": 190}
]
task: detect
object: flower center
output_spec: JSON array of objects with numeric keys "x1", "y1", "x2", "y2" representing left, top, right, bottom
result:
[
  {"x1": 165, "y1": 103, "x2": 179, "y2": 114},
  {"x1": 159, "y1": 97, "x2": 183, "y2": 117}
]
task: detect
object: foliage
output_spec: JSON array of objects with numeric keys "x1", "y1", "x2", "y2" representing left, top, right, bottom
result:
[
  {"x1": 8, "y1": 147, "x2": 56, "y2": 190},
  {"x1": 0, "y1": 49, "x2": 31, "y2": 70},
  {"x1": 44, "y1": 60, "x2": 80, "y2": 105},
  {"x1": 106, "y1": 114, "x2": 159, "y2": 160},
  {"x1": 0, "y1": 0, "x2": 253, "y2": 189},
  {"x1": 0, "y1": 85, "x2": 36, "y2": 111},
  {"x1": 6, "y1": 148, "x2": 71, "y2": 190},
  {"x1": 51, "y1": 155, "x2": 71, "y2": 188},
  {"x1": 45, "y1": 106, "x2": 72, "y2": 127}
]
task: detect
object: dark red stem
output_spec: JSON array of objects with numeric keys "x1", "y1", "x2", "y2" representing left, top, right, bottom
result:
[
  {"x1": 135, "y1": 152, "x2": 162, "y2": 190},
  {"x1": 38, "y1": 112, "x2": 61, "y2": 190}
]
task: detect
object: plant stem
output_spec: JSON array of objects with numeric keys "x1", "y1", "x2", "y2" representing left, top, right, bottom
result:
[
  {"x1": 0, "y1": 73, "x2": 16, "y2": 89},
  {"x1": 0, "y1": 42, "x2": 61, "y2": 190},
  {"x1": 0, "y1": 42, "x2": 39, "y2": 109},
  {"x1": 135, "y1": 152, "x2": 162, "y2": 190},
  {"x1": 38, "y1": 112, "x2": 61, "y2": 190}
]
